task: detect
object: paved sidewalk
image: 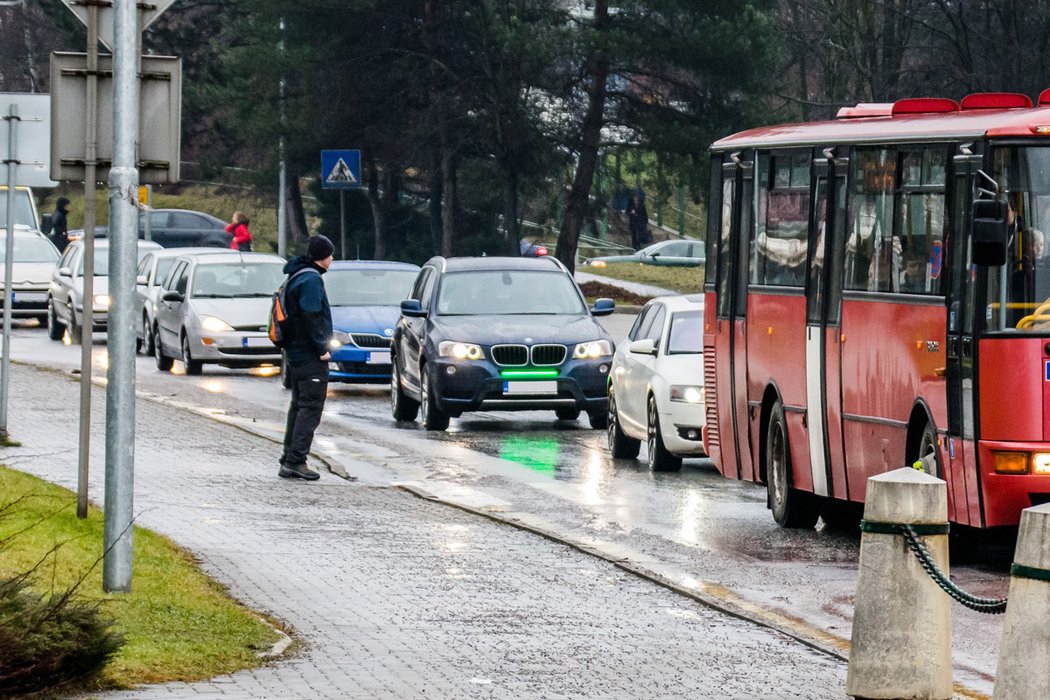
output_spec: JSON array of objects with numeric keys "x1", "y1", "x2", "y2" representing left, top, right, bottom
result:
[{"x1": 2, "y1": 364, "x2": 846, "y2": 699}]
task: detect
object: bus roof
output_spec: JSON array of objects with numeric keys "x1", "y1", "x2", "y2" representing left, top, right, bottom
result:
[{"x1": 712, "y1": 99, "x2": 1050, "y2": 151}]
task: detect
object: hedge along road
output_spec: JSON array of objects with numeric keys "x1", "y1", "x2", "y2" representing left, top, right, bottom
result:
[{"x1": 5, "y1": 318, "x2": 1009, "y2": 698}]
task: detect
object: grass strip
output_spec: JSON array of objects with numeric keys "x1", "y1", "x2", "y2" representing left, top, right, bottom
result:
[
  {"x1": 0, "y1": 466, "x2": 283, "y2": 691},
  {"x1": 580, "y1": 262, "x2": 704, "y2": 294}
]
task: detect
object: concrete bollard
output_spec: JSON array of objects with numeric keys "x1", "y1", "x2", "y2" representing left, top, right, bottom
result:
[
  {"x1": 846, "y1": 467, "x2": 952, "y2": 700},
  {"x1": 994, "y1": 503, "x2": 1050, "y2": 700}
]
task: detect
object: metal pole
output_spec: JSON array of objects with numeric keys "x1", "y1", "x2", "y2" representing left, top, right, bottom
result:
[
  {"x1": 277, "y1": 17, "x2": 287, "y2": 258},
  {"x1": 0, "y1": 104, "x2": 19, "y2": 441},
  {"x1": 339, "y1": 189, "x2": 346, "y2": 260},
  {"x1": 103, "y1": 0, "x2": 139, "y2": 594},
  {"x1": 77, "y1": 1, "x2": 100, "y2": 520}
]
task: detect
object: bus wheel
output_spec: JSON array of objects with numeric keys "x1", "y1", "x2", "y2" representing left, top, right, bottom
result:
[
  {"x1": 766, "y1": 400, "x2": 819, "y2": 529},
  {"x1": 915, "y1": 422, "x2": 941, "y2": 479}
]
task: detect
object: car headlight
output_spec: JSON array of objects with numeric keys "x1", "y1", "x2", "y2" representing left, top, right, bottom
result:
[
  {"x1": 670, "y1": 385, "x2": 704, "y2": 404},
  {"x1": 93, "y1": 294, "x2": 111, "y2": 308},
  {"x1": 572, "y1": 339, "x2": 612, "y2": 359},
  {"x1": 438, "y1": 341, "x2": 484, "y2": 360},
  {"x1": 200, "y1": 315, "x2": 233, "y2": 333},
  {"x1": 330, "y1": 330, "x2": 352, "y2": 349}
]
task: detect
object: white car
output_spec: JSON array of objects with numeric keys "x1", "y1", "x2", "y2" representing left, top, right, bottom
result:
[
  {"x1": 607, "y1": 294, "x2": 705, "y2": 471},
  {"x1": 135, "y1": 247, "x2": 239, "y2": 356},
  {"x1": 0, "y1": 227, "x2": 60, "y2": 322}
]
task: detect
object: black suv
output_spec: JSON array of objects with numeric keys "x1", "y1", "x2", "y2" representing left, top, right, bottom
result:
[{"x1": 391, "y1": 256, "x2": 616, "y2": 431}]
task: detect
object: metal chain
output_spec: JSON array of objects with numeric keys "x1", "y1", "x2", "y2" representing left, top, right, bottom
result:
[{"x1": 899, "y1": 525, "x2": 1007, "y2": 614}]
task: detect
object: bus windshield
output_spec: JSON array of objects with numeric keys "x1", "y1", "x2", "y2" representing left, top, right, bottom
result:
[{"x1": 987, "y1": 146, "x2": 1050, "y2": 332}]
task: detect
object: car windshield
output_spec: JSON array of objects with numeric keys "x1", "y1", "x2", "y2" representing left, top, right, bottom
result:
[
  {"x1": 666, "y1": 310, "x2": 702, "y2": 354},
  {"x1": 437, "y1": 270, "x2": 586, "y2": 315},
  {"x1": 191, "y1": 262, "x2": 284, "y2": 298},
  {"x1": 0, "y1": 192, "x2": 38, "y2": 229},
  {"x1": 77, "y1": 246, "x2": 154, "y2": 276},
  {"x1": 325, "y1": 268, "x2": 418, "y2": 306},
  {"x1": 0, "y1": 237, "x2": 58, "y2": 263}
]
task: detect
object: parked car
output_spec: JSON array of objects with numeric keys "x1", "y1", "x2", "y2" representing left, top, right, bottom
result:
[
  {"x1": 391, "y1": 255, "x2": 616, "y2": 431},
  {"x1": 303, "y1": 259, "x2": 420, "y2": 386},
  {"x1": 47, "y1": 238, "x2": 162, "y2": 343},
  {"x1": 0, "y1": 227, "x2": 60, "y2": 322},
  {"x1": 135, "y1": 247, "x2": 240, "y2": 356},
  {"x1": 153, "y1": 251, "x2": 285, "y2": 374},
  {"x1": 583, "y1": 239, "x2": 705, "y2": 267},
  {"x1": 69, "y1": 209, "x2": 230, "y2": 248},
  {"x1": 607, "y1": 294, "x2": 706, "y2": 471}
]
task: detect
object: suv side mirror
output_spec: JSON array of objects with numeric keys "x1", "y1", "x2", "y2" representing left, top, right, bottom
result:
[
  {"x1": 591, "y1": 298, "x2": 615, "y2": 316},
  {"x1": 400, "y1": 299, "x2": 427, "y2": 318},
  {"x1": 972, "y1": 199, "x2": 1008, "y2": 266}
]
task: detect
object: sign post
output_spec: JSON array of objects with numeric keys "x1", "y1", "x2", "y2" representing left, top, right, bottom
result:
[{"x1": 320, "y1": 149, "x2": 361, "y2": 259}]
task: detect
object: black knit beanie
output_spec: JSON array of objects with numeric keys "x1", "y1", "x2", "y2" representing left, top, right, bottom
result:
[{"x1": 306, "y1": 234, "x2": 334, "y2": 261}]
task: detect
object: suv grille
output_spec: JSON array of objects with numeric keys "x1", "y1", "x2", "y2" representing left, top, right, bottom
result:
[
  {"x1": 492, "y1": 344, "x2": 528, "y2": 366},
  {"x1": 530, "y1": 344, "x2": 566, "y2": 365},
  {"x1": 351, "y1": 333, "x2": 390, "y2": 348}
]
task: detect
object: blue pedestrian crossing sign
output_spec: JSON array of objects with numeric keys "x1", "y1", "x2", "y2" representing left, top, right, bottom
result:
[{"x1": 321, "y1": 149, "x2": 361, "y2": 190}]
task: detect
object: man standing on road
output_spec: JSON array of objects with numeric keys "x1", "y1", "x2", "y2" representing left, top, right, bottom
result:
[{"x1": 279, "y1": 234, "x2": 335, "y2": 481}]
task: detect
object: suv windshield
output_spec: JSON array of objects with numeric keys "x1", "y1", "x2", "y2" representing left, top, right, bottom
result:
[
  {"x1": 986, "y1": 147, "x2": 1050, "y2": 332},
  {"x1": 325, "y1": 268, "x2": 417, "y2": 306},
  {"x1": 192, "y1": 262, "x2": 284, "y2": 298},
  {"x1": 436, "y1": 270, "x2": 586, "y2": 315}
]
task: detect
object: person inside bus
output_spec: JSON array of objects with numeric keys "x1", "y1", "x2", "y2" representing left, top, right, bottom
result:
[{"x1": 900, "y1": 251, "x2": 928, "y2": 293}]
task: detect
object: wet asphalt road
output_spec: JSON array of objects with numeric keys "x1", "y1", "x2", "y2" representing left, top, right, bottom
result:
[{"x1": 4, "y1": 316, "x2": 1013, "y2": 697}]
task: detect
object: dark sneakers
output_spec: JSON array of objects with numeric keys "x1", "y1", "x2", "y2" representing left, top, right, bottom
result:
[{"x1": 279, "y1": 462, "x2": 320, "y2": 481}]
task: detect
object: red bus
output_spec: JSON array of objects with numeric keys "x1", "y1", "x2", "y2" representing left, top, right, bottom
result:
[{"x1": 703, "y1": 92, "x2": 1050, "y2": 529}]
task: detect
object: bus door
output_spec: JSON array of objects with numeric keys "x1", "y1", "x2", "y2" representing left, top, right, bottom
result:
[
  {"x1": 805, "y1": 156, "x2": 848, "y2": 499},
  {"x1": 714, "y1": 155, "x2": 756, "y2": 480},
  {"x1": 945, "y1": 153, "x2": 982, "y2": 526}
]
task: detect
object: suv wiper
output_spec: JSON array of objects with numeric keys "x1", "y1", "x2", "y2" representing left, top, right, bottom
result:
[{"x1": 193, "y1": 293, "x2": 236, "y2": 298}]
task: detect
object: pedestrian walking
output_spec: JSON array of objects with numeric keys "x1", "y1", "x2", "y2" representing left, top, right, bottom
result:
[
  {"x1": 278, "y1": 234, "x2": 335, "y2": 481},
  {"x1": 226, "y1": 211, "x2": 252, "y2": 251},
  {"x1": 49, "y1": 197, "x2": 70, "y2": 252}
]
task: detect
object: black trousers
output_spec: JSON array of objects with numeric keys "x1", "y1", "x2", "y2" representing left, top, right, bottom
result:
[{"x1": 281, "y1": 356, "x2": 329, "y2": 467}]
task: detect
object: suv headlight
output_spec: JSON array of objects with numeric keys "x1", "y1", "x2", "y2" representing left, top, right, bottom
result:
[
  {"x1": 572, "y1": 339, "x2": 612, "y2": 359},
  {"x1": 438, "y1": 341, "x2": 484, "y2": 360},
  {"x1": 330, "y1": 330, "x2": 352, "y2": 349},
  {"x1": 200, "y1": 315, "x2": 233, "y2": 333},
  {"x1": 670, "y1": 385, "x2": 704, "y2": 404},
  {"x1": 93, "y1": 294, "x2": 111, "y2": 308}
]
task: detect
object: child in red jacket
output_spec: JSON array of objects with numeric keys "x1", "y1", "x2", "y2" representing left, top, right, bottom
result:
[{"x1": 227, "y1": 211, "x2": 252, "y2": 251}]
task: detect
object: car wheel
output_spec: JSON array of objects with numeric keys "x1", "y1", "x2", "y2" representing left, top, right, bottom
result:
[
  {"x1": 66, "y1": 303, "x2": 82, "y2": 344},
  {"x1": 141, "y1": 313, "x2": 155, "y2": 356},
  {"x1": 555, "y1": 407, "x2": 580, "y2": 421},
  {"x1": 647, "y1": 395, "x2": 682, "y2": 472},
  {"x1": 766, "y1": 400, "x2": 819, "y2": 528},
  {"x1": 46, "y1": 298, "x2": 65, "y2": 341},
  {"x1": 419, "y1": 363, "x2": 449, "y2": 431},
  {"x1": 135, "y1": 334, "x2": 143, "y2": 353},
  {"x1": 607, "y1": 390, "x2": 640, "y2": 459},
  {"x1": 281, "y1": 352, "x2": 291, "y2": 390},
  {"x1": 182, "y1": 334, "x2": 203, "y2": 376},
  {"x1": 154, "y1": 328, "x2": 174, "y2": 371},
  {"x1": 587, "y1": 410, "x2": 608, "y2": 430},
  {"x1": 390, "y1": 358, "x2": 419, "y2": 421}
]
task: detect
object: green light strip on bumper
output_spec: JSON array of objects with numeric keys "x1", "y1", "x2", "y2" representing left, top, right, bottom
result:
[{"x1": 499, "y1": 369, "x2": 560, "y2": 379}]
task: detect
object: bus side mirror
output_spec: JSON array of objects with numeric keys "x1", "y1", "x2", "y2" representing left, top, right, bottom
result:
[{"x1": 972, "y1": 199, "x2": 1008, "y2": 266}]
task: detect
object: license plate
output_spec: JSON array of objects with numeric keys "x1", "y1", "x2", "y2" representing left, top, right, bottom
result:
[
  {"x1": 243, "y1": 336, "x2": 272, "y2": 348},
  {"x1": 503, "y1": 380, "x2": 557, "y2": 395},
  {"x1": 13, "y1": 291, "x2": 45, "y2": 303},
  {"x1": 366, "y1": 351, "x2": 391, "y2": 365}
]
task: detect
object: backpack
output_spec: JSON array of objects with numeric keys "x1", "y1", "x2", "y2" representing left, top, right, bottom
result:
[{"x1": 268, "y1": 268, "x2": 318, "y2": 348}]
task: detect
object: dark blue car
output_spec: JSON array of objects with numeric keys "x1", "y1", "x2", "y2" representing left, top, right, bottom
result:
[
  {"x1": 308, "y1": 260, "x2": 420, "y2": 384},
  {"x1": 391, "y1": 256, "x2": 616, "y2": 431}
]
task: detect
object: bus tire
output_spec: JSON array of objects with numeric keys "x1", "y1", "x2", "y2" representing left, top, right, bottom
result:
[
  {"x1": 914, "y1": 421, "x2": 941, "y2": 479},
  {"x1": 766, "y1": 400, "x2": 819, "y2": 529}
]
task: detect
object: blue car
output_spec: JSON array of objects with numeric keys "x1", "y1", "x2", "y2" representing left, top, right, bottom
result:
[{"x1": 282, "y1": 260, "x2": 420, "y2": 386}]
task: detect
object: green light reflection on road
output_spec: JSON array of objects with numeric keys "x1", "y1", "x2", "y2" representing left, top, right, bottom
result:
[{"x1": 500, "y1": 436, "x2": 560, "y2": 475}]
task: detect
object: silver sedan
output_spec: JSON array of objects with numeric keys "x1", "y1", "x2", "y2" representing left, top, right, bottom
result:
[{"x1": 153, "y1": 252, "x2": 285, "y2": 374}]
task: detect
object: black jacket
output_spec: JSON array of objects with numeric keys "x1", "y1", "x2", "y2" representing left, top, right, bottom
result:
[{"x1": 282, "y1": 256, "x2": 332, "y2": 363}]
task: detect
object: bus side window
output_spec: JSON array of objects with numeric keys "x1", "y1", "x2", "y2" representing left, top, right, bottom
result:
[
  {"x1": 895, "y1": 149, "x2": 947, "y2": 295},
  {"x1": 845, "y1": 148, "x2": 896, "y2": 292},
  {"x1": 753, "y1": 152, "x2": 809, "y2": 287}
]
